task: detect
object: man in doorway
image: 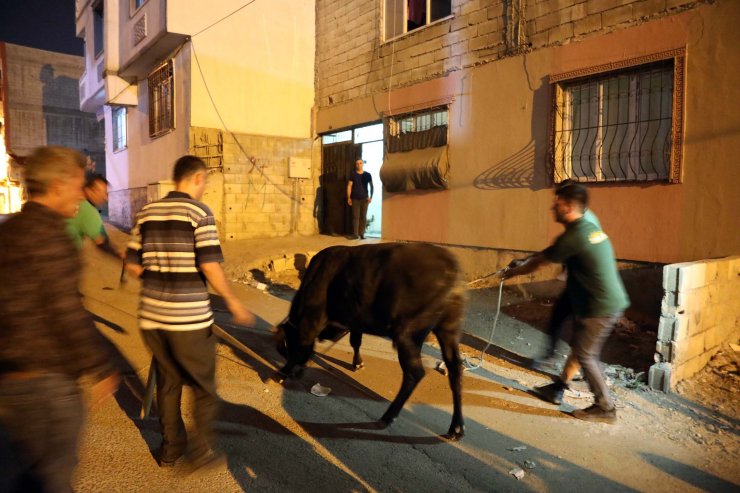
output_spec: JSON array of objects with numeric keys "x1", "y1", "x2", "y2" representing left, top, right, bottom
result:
[
  {"x1": 346, "y1": 159, "x2": 374, "y2": 239},
  {"x1": 0, "y1": 146, "x2": 119, "y2": 492},
  {"x1": 125, "y1": 155, "x2": 254, "y2": 470},
  {"x1": 503, "y1": 182, "x2": 629, "y2": 423},
  {"x1": 66, "y1": 173, "x2": 121, "y2": 259}
]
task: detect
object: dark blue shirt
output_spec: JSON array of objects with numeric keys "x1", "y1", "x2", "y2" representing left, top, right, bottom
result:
[{"x1": 349, "y1": 171, "x2": 373, "y2": 200}]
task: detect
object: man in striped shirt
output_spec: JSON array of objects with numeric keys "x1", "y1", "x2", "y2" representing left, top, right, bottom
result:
[{"x1": 126, "y1": 155, "x2": 254, "y2": 469}]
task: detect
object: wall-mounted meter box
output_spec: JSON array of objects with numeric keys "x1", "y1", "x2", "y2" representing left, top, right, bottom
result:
[{"x1": 288, "y1": 157, "x2": 311, "y2": 179}]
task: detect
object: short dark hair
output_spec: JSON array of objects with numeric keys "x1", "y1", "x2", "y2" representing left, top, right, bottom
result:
[
  {"x1": 173, "y1": 155, "x2": 207, "y2": 183},
  {"x1": 555, "y1": 180, "x2": 588, "y2": 209},
  {"x1": 85, "y1": 173, "x2": 108, "y2": 189}
]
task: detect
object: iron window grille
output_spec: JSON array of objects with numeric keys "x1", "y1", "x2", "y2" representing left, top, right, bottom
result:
[
  {"x1": 550, "y1": 49, "x2": 686, "y2": 184},
  {"x1": 386, "y1": 107, "x2": 447, "y2": 142},
  {"x1": 148, "y1": 60, "x2": 174, "y2": 138},
  {"x1": 112, "y1": 106, "x2": 127, "y2": 151}
]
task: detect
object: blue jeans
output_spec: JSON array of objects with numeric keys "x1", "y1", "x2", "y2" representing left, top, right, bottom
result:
[{"x1": 0, "y1": 373, "x2": 84, "y2": 493}]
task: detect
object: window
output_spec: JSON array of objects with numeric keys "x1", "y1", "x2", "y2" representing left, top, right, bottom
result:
[
  {"x1": 384, "y1": 0, "x2": 452, "y2": 40},
  {"x1": 148, "y1": 60, "x2": 175, "y2": 138},
  {"x1": 131, "y1": 0, "x2": 147, "y2": 15},
  {"x1": 93, "y1": 1, "x2": 104, "y2": 57},
  {"x1": 112, "y1": 107, "x2": 127, "y2": 151},
  {"x1": 551, "y1": 51, "x2": 685, "y2": 183},
  {"x1": 321, "y1": 130, "x2": 352, "y2": 145},
  {"x1": 386, "y1": 107, "x2": 448, "y2": 150}
]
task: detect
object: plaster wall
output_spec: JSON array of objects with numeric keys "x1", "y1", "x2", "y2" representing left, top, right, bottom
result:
[{"x1": 175, "y1": 0, "x2": 315, "y2": 139}]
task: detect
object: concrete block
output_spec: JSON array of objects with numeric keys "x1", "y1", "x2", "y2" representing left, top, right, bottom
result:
[
  {"x1": 633, "y1": 0, "x2": 667, "y2": 19},
  {"x1": 657, "y1": 315, "x2": 675, "y2": 341},
  {"x1": 673, "y1": 331, "x2": 704, "y2": 364},
  {"x1": 548, "y1": 23, "x2": 574, "y2": 44},
  {"x1": 655, "y1": 340, "x2": 672, "y2": 362},
  {"x1": 601, "y1": 4, "x2": 633, "y2": 27},
  {"x1": 662, "y1": 263, "x2": 679, "y2": 292},
  {"x1": 674, "y1": 350, "x2": 713, "y2": 382},
  {"x1": 573, "y1": 13, "x2": 602, "y2": 36},
  {"x1": 648, "y1": 362, "x2": 672, "y2": 392}
]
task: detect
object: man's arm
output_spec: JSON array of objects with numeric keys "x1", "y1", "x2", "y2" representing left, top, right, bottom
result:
[
  {"x1": 368, "y1": 174, "x2": 374, "y2": 203},
  {"x1": 124, "y1": 217, "x2": 144, "y2": 277},
  {"x1": 502, "y1": 252, "x2": 550, "y2": 279},
  {"x1": 346, "y1": 181, "x2": 353, "y2": 206},
  {"x1": 200, "y1": 262, "x2": 255, "y2": 326}
]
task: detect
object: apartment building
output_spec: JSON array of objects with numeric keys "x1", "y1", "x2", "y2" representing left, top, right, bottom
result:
[
  {"x1": 76, "y1": 0, "x2": 316, "y2": 236},
  {"x1": 314, "y1": 0, "x2": 740, "y2": 264}
]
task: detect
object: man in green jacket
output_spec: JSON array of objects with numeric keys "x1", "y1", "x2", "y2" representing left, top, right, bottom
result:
[{"x1": 504, "y1": 182, "x2": 629, "y2": 423}]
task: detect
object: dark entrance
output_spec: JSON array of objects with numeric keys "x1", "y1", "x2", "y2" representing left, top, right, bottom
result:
[{"x1": 320, "y1": 141, "x2": 361, "y2": 235}]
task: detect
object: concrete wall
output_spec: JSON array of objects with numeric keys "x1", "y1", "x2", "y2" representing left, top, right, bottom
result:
[
  {"x1": 1, "y1": 43, "x2": 104, "y2": 163},
  {"x1": 649, "y1": 256, "x2": 740, "y2": 390},
  {"x1": 314, "y1": 0, "x2": 740, "y2": 264},
  {"x1": 219, "y1": 130, "x2": 318, "y2": 240}
]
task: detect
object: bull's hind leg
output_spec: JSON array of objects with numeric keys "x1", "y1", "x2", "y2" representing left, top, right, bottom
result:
[
  {"x1": 379, "y1": 329, "x2": 428, "y2": 428},
  {"x1": 434, "y1": 297, "x2": 466, "y2": 440},
  {"x1": 349, "y1": 330, "x2": 364, "y2": 371}
]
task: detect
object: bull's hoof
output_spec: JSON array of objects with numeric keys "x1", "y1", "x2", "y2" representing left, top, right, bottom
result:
[
  {"x1": 378, "y1": 414, "x2": 395, "y2": 429},
  {"x1": 271, "y1": 371, "x2": 288, "y2": 384},
  {"x1": 353, "y1": 362, "x2": 365, "y2": 371},
  {"x1": 442, "y1": 425, "x2": 465, "y2": 442}
]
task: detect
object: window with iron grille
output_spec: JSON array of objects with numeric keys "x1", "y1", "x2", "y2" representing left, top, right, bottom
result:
[
  {"x1": 148, "y1": 60, "x2": 174, "y2": 138},
  {"x1": 112, "y1": 106, "x2": 127, "y2": 151},
  {"x1": 385, "y1": 107, "x2": 448, "y2": 152},
  {"x1": 551, "y1": 51, "x2": 685, "y2": 184},
  {"x1": 384, "y1": 0, "x2": 452, "y2": 41}
]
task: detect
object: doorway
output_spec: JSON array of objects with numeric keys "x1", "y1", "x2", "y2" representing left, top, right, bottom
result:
[{"x1": 320, "y1": 123, "x2": 383, "y2": 238}]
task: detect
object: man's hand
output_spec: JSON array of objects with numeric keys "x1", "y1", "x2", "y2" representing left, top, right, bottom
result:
[
  {"x1": 347, "y1": 197, "x2": 352, "y2": 206},
  {"x1": 89, "y1": 373, "x2": 120, "y2": 409},
  {"x1": 227, "y1": 299, "x2": 256, "y2": 326},
  {"x1": 125, "y1": 262, "x2": 144, "y2": 278},
  {"x1": 368, "y1": 196, "x2": 372, "y2": 203}
]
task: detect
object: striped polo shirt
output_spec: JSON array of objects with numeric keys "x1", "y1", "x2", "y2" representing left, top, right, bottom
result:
[{"x1": 126, "y1": 191, "x2": 224, "y2": 331}]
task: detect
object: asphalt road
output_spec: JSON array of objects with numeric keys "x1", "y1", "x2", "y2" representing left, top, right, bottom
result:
[{"x1": 72, "y1": 245, "x2": 739, "y2": 493}]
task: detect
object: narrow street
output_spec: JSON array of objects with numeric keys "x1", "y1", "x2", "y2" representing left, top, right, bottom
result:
[{"x1": 72, "y1": 238, "x2": 739, "y2": 493}]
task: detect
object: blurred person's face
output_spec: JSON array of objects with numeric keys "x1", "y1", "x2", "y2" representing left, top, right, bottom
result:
[
  {"x1": 355, "y1": 160, "x2": 364, "y2": 173},
  {"x1": 51, "y1": 167, "x2": 86, "y2": 218},
  {"x1": 86, "y1": 180, "x2": 108, "y2": 207}
]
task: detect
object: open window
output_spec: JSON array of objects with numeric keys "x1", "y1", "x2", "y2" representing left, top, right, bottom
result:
[
  {"x1": 384, "y1": 0, "x2": 452, "y2": 40},
  {"x1": 381, "y1": 106, "x2": 449, "y2": 192}
]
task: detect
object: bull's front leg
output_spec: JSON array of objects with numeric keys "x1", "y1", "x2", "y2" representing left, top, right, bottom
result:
[
  {"x1": 349, "y1": 330, "x2": 364, "y2": 371},
  {"x1": 379, "y1": 335, "x2": 426, "y2": 428}
]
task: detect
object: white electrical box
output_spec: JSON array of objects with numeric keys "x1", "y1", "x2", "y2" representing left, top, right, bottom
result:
[{"x1": 288, "y1": 157, "x2": 311, "y2": 179}]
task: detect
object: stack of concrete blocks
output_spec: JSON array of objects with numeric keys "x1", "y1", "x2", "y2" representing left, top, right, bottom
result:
[
  {"x1": 220, "y1": 132, "x2": 320, "y2": 240},
  {"x1": 649, "y1": 256, "x2": 740, "y2": 391}
]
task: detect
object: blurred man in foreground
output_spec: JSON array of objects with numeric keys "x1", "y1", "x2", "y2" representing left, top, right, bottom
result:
[{"x1": 0, "y1": 146, "x2": 119, "y2": 492}]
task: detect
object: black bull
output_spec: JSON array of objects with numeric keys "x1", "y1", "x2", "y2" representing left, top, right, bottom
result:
[{"x1": 275, "y1": 243, "x2": 466, "y2": 440}]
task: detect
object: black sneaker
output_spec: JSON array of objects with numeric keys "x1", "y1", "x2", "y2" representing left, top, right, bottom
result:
[
  {"x1": 572, "y1": 405, "x2": 617, "y2": 424},
  {"x1": 533, "y1": 381, "x2": 567, "y2": 405},
  {"x1": 186, "y1": 449, "x2": 226, "y2": 475}
]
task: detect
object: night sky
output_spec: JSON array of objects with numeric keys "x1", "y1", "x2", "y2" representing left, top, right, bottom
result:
[{"x1": 0, "y1": 0, "x2": 83, "y2": 56}]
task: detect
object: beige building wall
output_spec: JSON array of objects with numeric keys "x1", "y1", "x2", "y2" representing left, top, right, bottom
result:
[
  {"x1": 315, "y1": 0, "x2": 740, "y2": 264},
  {"x1": 101, "y1": 0, "x2": 316, "y2": 233}
]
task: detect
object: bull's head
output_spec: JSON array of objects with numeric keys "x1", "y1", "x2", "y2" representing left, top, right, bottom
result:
[{"x1": 273, "y1": 317, "x2": 314, "y2": 381}]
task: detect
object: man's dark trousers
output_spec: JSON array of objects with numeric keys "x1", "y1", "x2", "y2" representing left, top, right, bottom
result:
[
  {"x1": 351, "y1": 198, "x2": 369, "y2": 237},
  {"x1": 0, "y1": 373, "x2": 84, "y2": 493},
  {"x1": 141, "y1": 327, "x2": 218, "y2": 458}
]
